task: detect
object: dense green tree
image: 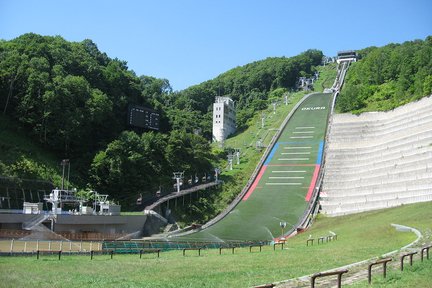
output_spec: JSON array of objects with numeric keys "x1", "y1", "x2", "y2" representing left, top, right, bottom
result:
[
  {"x1": 337, "y1": 36, "x2": 432, "y2": 113},
  {"x1": 0, "y1": 33, "x2": 324, "y2": 208},
  {"x1": 90, "y1": 130, "x2": 213, "y2": 208}
]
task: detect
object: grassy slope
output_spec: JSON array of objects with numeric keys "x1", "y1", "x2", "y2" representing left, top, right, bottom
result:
[
  {"x1": 0, "y1": 202, "x2": 430, "y2": 288},
  {"x1": 0, "y1": 115, "x2": 64, "y2": 186},
  {"x1": 207, "y1": 64, "x2": 337, "y2": 215},
  {"x1": 184, "y1": 93, "x2": 333, "y2": 241}
]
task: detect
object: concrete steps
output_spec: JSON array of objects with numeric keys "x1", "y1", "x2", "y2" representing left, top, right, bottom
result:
[{"x1": 321, "y1": 95, "x2": 432, "y2": 216}]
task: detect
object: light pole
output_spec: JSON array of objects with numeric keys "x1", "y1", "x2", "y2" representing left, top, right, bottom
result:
[{"x1": 280, "y1": 221, "x2": 287, "y2": 241}]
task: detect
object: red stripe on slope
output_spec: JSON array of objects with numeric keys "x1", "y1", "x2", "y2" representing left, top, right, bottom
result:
[
  {"x1": 305, "y1": 164, "x2": 320, "y2": 201},
  {"x1": 243, "y1": 165, "x2": 267, "y2": 201}
]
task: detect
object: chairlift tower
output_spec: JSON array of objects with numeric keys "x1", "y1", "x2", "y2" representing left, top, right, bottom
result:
[
  {"x1": 234, "y1": 148, "x2": 241, "y2": 165},
  {"x1": 227, "y1": 154, "x2": 234, "y2": 170},
  {"x1": 256, "y1": 138, "x2": 263, "y2": 150},
  {"x1": 214, "y1": 168, "x2": 221, "y2": 182},
  {"x1": 173, "y1": 172, "x2": 184, "y2": 193}
]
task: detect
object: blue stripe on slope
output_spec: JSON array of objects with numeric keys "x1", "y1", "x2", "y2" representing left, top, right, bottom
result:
[
  {"x1": 316, "y1": 140, "x2": 324, "y2": 165},
  {"x1": 264, "y1": 143, "x2": 280, "y2": 165}
]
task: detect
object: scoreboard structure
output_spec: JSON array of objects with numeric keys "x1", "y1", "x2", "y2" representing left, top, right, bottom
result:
[{"x1": 128, "y1": 105, "x2": 160, "y2": 130}]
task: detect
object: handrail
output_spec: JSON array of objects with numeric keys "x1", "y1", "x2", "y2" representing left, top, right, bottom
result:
[
  {"x1": 368, "y1": 258, "x2": 392, "y2": 284},
  {"x1": 310, "y1": 269, "x2": 349, "y2": 288},
  {"x1": 145, "y1": 181, "x2": 222, "y2": 210}
]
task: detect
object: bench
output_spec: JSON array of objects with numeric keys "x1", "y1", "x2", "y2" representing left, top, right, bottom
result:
[
  {"x1": 183, "y1": 248, "x2": 202, "y2": 256},
  {"x1": 249, "y1": 245, "x2": 263, "y2": 253},
  {"x1": 140, "y1": 249, "x2": 161, "y2": 258},
  {"x1": 219, "y1": 247, "x2": 235, "y2": 255},
  {"x1": 36, "y1": 250, "x2": 62, "y2": 260}
]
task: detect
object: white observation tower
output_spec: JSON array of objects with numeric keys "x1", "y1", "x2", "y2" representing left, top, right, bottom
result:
[{"x1": 212, "y1": 96, "x2": 236, "y2": 142}]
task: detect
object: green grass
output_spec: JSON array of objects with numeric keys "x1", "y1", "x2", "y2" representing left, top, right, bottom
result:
[
  {"x1": 1, "y1": 202, "x2": 430, "y2": 288},
  {"x1": 350, "y1": 260, "x2": 432, "y2": 288},
  {"x1": 313, "y1": 62, "x2": 337, "y2": 91}
]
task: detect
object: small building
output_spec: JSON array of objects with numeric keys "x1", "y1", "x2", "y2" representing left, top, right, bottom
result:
[
  {"x1": 337, "y1": 50, "x2": 357, "y2": 63},
  {"x1": 23, "y1": 202, "x2": 43, "y2": 214},
  {"x1": 212, "y1": 96, "x2": 236, "y2": 142}
]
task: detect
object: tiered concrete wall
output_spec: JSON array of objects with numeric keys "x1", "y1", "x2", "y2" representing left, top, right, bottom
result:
[{"x1": 320, "y1": 96, "x2": 432, "y2": 216}]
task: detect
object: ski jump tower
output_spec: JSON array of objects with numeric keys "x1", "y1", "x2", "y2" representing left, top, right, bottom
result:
[{"x1": 212, "y1": 96, "x2": 236, "y2": 142}]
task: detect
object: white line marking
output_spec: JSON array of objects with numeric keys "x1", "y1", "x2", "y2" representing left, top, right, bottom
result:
[
  {"x1": 269, "y1": 177, "x2": 304, "y2": 179},
  {"x1": 272, "y1": 171, "x2": 307, "y2": 173},
  {"x1": 284, "y1": 147, "x2": 311, "y2": 149},
  {"x1": 290, "y1": 136, "x2": 313, "y2": 139},
  {"x1": 296, "y1": 127, "x2": 315, "y2": 129},
  {"x1": 278, "y1": 158, "x2": 310, "y2": 161},
  {"x1": 266, "y1": 183, "x2": 302, "y2": 186},
  {"x1": 281, "y1": 152, "x2": 311, "y2": 155},
  {"x1": 293, "y1": 131, "x2": 314, "y2": 134}
]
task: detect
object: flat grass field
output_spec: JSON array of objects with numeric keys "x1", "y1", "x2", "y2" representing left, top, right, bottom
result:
[{"x1": 1, "y1": 202, "x2": 431, "y2": 288}]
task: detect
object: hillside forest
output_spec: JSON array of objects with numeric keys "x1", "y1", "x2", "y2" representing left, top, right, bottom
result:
[
  {"x1": 1, "y1": 33, "x2": 430, "y2": 212},
  {"x1": 0, "y1": 33, "x2": 323, "y2": 209},
  {"x1": 337, "y1": 36, "x2": 432, "y2": 113}
]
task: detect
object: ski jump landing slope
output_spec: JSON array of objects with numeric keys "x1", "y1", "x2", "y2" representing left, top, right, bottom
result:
[{"x1": 174, "y1": 93, "x2": 333, "y2": 242}]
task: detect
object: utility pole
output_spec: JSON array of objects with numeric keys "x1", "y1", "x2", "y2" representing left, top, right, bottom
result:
[
  {"x1": 173, "y1": 172, "x2": 184, "y2": 193},
  {"x1": 261, "y1": 113, "x2": 265, "y2": 129},
  {"x1": 272, "y1": 101, "x2": 277, "y2": 114}
]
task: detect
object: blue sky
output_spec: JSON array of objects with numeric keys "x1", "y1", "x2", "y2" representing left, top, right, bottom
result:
[{"x1": 1, "y1": 0, "x2": 431, "y2": 91}]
